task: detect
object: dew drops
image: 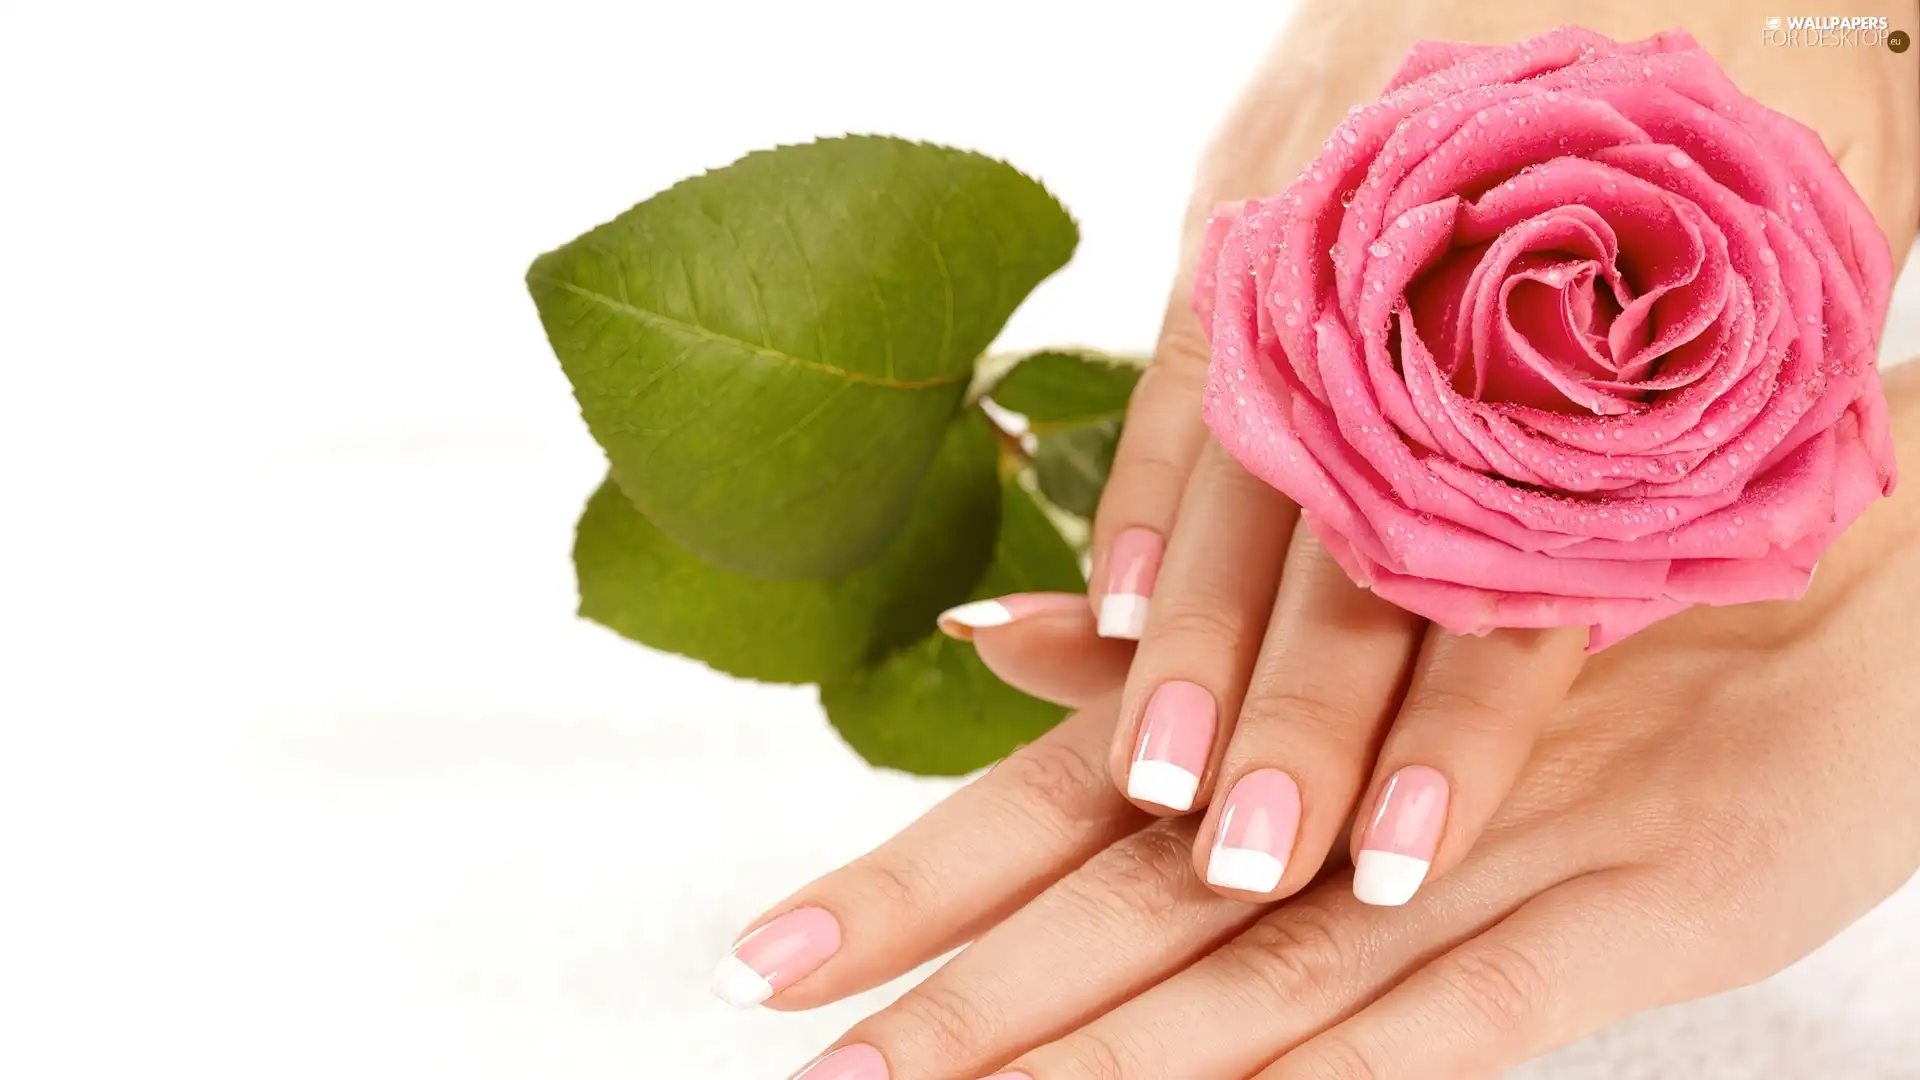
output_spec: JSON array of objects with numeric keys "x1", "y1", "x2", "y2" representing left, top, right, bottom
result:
[
  {"x1": 1341, "y1": 127, "x2": 1360, "y2": 145},
  {"x1": 1790, "y1": 200, "x2": 1803, "y2": 213},
  {"x1": 1788, "y1": 182, "x2": 1801, "y2": 195},
  {"x1": 1369, "y1": 240, "x2": 1393, "y2": 258},
  {"x1": 1665, "y1": 149, "x2": 1690, "y2": 168},
  {"x1": 1426, "y1": 115, "x2": 1442, "y2": 129},
  {"x1": 1283, "y1": 312, "x2": 1299, "y2": 327},
  {"x1": 1758, "y1": 247, "x2": 1777, "y2": 265},
  {"x1": 1396, "y1": 212, "x2": 1413, "y2": 230},
  {"x1": 1340, "y1": 188, "x2": 1357, "y2": 208},
  {"x1": 1476, "y1": 111, "x2": 1493, "y2": 125},
  {"x1": 1664, "y1": 505, "x2": 1679, "y2": 520}
]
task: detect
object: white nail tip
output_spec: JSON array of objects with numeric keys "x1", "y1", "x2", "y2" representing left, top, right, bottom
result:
[
  {"x1": 709, "y1": 955, "x2": 775, "y2": 1008},
  {"x1": 1206, "y1": 847, "x2": 1287, "y2": 893},
  {"x1": 1352, "y1": 850, "x2": 1431, "y2": 907},
  {"x1": 1127, "y1": 759, "x2": 1199, "y2": 811},
  {"x1": 1097, "y1": 593, "x2": 1149, "y2": 639},
  {"x1": 938, "y1": 599, "x2": 1014, "y2": 630}
]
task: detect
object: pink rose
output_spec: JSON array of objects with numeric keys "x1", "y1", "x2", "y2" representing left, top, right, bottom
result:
[{"x1": 1196, "y1": 26, "x2": 1896, "y2": 649}]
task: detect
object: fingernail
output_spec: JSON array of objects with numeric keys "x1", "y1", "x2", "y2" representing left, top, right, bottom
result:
[
  {"x1": 1097, "y1": 527, "x2": 1163, "y2": 640},
  {"x1": 979, "y1": 1073, "x2": 1031, "y2": 1080},
  {"x1": 1354, "y1": 766, "x2": 1450, "y2": 907},
  {"x1": 711, "y1": 906, "x2": 841, "y2": 1008},
  {"x1": 937, "y1": 592, "x2": 1087, "y2": 641},
  {"x1": 1206, "y1": 769, "x2": 1302, "y2": 893},
  {"x1": 1127, "y1": 681, "x2": 1217, "y2": 811},
  {"x1": 793, "y1": 1044, "x2": 887, "y2": 1080}
]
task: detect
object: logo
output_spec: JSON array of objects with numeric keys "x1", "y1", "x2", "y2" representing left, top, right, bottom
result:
[{"x1": 1762, "y1": 14, "x2": 1899, "y2": 46}]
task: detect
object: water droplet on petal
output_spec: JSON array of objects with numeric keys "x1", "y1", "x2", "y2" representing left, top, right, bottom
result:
[
  {"x1": 1758, "y1": 247, "x2": 1777, "y2": 265},
  {"x1": 1341, "y1": 127, "x2": 1359, "y2": 145},
  {"x1": 1368, "y1": 240, "x2": 1392, "y2": 258},
  {"x1": 1665, "y1": 149, "x2": 1690, "y2": 168}
]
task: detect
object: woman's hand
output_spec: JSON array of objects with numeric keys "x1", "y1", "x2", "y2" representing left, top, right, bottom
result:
[
  {"x1": 720, "y1": 359, "x2": 1920, "y2": 1080},
  {"x1": 944, "y1": 0, "x2": 1920, "y2": 913}
]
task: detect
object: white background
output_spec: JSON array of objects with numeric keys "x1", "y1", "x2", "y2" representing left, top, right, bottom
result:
[{"x1": 3, "y1": 1, "x2": 1918, "y2": 1076}]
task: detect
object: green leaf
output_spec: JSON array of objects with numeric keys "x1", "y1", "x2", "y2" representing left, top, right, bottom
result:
[
  {"x1": 820, "y1": 476, "x2": 1083, "y2": 775},
  {"x1": 985, "y1": 349, "x2": 1142, "y2": 429},
  {"x1": 1032, "y1": 418, "x2": 1120, "y2": 518},
  {"x1": 573, "y1": 413, "x2": 1000, "y2": 684},
  {"x1": 528, "y1": 136, "x2": 1078, "y2": 581}
]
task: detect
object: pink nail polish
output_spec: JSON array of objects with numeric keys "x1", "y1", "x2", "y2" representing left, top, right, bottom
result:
[
  {"x1": 1353, "y1": 766, "x2": 1450, "y2": 907},
  {"x1": 1127, "y1": 681, "x2": 1217, "y2": 812},
  {"x1": 1206, "y1": 769, "x2": 1302, "y2": 893},
  {"x1": 1098, "y1": 527, "x2": 1163, "y2": 640},
  {"x1": 711, "y1": 906, "x2": 841, "y2": 1008},
  {"x1": 937, "y1": 592, "x2": 1087, "y2": 640},
  {"x1": 793, "y1": 1044, "x2": 887, "y2": 1080}
]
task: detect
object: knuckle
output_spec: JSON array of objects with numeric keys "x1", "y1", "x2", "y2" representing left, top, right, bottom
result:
[
  {"x1": 888, "y1": 977, "x2": 1003, "y2": 1058},
  {"x1": 1240, "y1": 684, "x2": 1365, "y2": 747},
  {"x1": 1438, "y1": 941, "x2": 1550, "y2": 1029},
  {"x1": 1148, "y1": 602, "x2": 1244, "y2": 652},
  {"x1": 1282, "y1": 1033, "x2": 1385, "y2": 1080},
  {"x1": 1066, "y1": 826, "x2": 1197, "y2": 929},
  {"x1": 1106, "y1": 433, "x2": 1190, "y2": 508},
  {"x1": 848, "y1": 851, "x2": 940, "y2": 920},
  {"x1": 1148, "y1": 321, "x2": 1213, "y2": 376},
  {"x1": 992, "y1": 737, "x2": 1113, "y2": 839},
  {"x1": 1220, "y1": 903, "x2": 1357, "y2": 1006},
  {"x1": 1052, "y1": 1029, "x2": 1135, "y2": 1080},
  {"x1": 1399, "y1": 683, "x2": 1525, "y2": 738}
]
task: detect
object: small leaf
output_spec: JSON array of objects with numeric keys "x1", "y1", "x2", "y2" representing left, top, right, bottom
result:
[
  {"x1": 821, "y1": 476, "x2": 1083, "y2": 774},
  {"x1": 573, "y1": 413, "x2": 1000, "y2": 684},
  {"x1": 1032, "y1": 418, "x2": 1120, "y2": 518},
  {"x1": 529, "y1": 136, "x2": 1078, "y2": 580},
  {"x1": 986, "y1": 349, "x2": 1143, "y2": 429}
]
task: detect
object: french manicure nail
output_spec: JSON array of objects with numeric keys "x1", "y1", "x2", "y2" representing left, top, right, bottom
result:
[
  {"x1": 1127, "y1": 681, "x2": 1217, "y2": 811},
  {"x1": 1353, "y1": 766, "x2": 1450, "y2": 907},
  {"x1": 1098, "y1": 527, "x2": 1163, "y2": 640},
  {"x1": 711, "y1": 906, "x2": 841, "y2": 1008},
  {"x1": 937, "y1": 592, "x2": 1087, "y2": 640},
  {"x1": 793, "y1": 1044, "x2": 888, "y2": 1080},
  {"x1": 1207, "y1": 769, "x2": 1302, "y2": 893}
]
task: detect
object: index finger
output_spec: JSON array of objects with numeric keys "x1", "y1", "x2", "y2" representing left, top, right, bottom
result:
[
  {"x1": 1086, "y1": 293, "x2": 1216, "y2": 640},
  {"x1": 709, "y1": 700, "x2": 1142, "y2": 1010}
]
